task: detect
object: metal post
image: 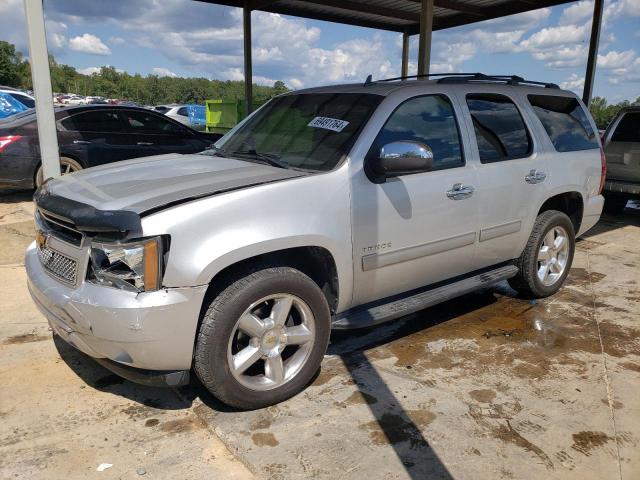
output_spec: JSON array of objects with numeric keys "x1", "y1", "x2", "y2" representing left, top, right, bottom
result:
[
  {"x1": 401, "y1": 29, "x2": 409, "y2": 78},
  {"x1": 582, "y1": 0, "x2": 603, "y2": 105},
  {"x1": 23, "y1": 0, "x2": 60, "y2": 181},
  {"x1": 417, "y1": 0, "x2": 433, "y2": 76},
  {"x1": 243, "y1": 2, "x2": 253, "y2": 117}
]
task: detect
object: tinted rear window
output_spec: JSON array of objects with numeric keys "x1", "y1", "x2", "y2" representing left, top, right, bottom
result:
[
  {"x1": 61, "y1": 110, "x2": 123, "y2": 132},
  {"x1": 466, "y1": 94, "x2": 532, "y2": 163},
  {"x1": 611, "y1": 112, "x2": 640, "y2": 142},
  {"x1": 528, "y1": 95, "x2": 599, "y2": 152}
]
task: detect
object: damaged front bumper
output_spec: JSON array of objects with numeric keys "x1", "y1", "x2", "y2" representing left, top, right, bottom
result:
[{"x1": 26, "y1": 242, "x2": 207, "y2": 382}]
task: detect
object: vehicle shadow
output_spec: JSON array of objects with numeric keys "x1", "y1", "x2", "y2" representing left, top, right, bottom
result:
[
  {"x1": 0, "y1": 188, "x2": 33, "y2": 203},
  {"x1": 53, "y1": 335, "x2": 190, "y2": 410},
  {"x1": 580, "y1": 201, "x2": 640, "y2": 240}
]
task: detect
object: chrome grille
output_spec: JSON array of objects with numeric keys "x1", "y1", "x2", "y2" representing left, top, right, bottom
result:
[{"x1": 37, "y1": 244, "x2": 78, "y2": 284}]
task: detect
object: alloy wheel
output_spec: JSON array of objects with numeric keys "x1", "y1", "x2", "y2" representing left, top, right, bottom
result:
[
  {"x1": 227, "y1": 294, "x2": 316, "y2": 391},
  {"x1": 537, "y1": 226, "x2": 570, "y2": 286}
]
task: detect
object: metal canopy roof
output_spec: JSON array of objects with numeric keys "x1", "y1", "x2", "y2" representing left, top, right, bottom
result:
[{"x1": 201, "y1": 0, "x2": 575, "y2": 34}]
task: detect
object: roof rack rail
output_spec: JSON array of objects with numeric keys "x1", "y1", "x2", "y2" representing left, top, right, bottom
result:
[{"x1": 364, "y1": 72, "x2": 559, "y2": 89}]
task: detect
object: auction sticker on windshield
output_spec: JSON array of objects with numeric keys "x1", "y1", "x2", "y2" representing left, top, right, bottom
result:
[{"x1": 307, "y1": 116, "x2": 350, "y2": 132}]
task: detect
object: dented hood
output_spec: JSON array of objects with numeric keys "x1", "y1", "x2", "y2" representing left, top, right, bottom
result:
[{"x1": 43, "y1": 153, "x2": 307, "y2": 214}]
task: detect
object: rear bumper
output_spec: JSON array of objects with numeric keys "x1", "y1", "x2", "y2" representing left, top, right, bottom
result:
[
  {"x1": 578, "y1": 194, "x2": 604, "y2": 237},
  {"x1": 26, "y1": 242, "x2": 207, "y2": 371},
  {"x1": 604, "y1": 179, "x2": 640, "y2": 197}
]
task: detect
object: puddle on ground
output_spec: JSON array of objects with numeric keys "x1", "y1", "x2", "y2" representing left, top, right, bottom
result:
[
  {"x1": 252, "y1": 432, "x2": 279, "y2": 447},
  {"x1": 355, "y1": 272, "x2": 640, "y2": 382}
]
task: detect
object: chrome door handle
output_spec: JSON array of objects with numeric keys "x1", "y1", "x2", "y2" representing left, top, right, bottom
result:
[
  {"x1": 525, "y1": 169, "x2": 547, "y2": 184},
  {"x1": 72, "y1": 140, "x2": 91, "y2": 144},
  {"x1": 137, "y1": 142, "x2": 154, "y2": 146},
  {"x1": 446, "y1": 183, "x2": 474, "y2": 200}
]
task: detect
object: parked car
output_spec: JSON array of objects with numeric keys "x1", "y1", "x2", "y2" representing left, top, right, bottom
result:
[
  {"x1": 0, "y1": 105, "x2": 219, "y2": 188},
  {"x1": 0, "y1": 87, "x2": 35, "y2": 109},
  {"x1": 601, "y1": 105, "x2": 640, "y2": 212},
  {"x1": 66, "y1": 95, "x2": 87, "y2": 105},
  {"x1": 25, "y1": 74, "x2": 604, "y2": 409}
]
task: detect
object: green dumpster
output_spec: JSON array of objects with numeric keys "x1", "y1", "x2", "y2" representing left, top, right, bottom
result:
[{"x1": 205, "y1": 99, "x2": 264, "y2": 134}]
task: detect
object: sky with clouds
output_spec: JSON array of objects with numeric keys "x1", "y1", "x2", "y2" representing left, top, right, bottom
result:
[{"x1": 1, "y1": 0, "x2": 639, "y2": 102}]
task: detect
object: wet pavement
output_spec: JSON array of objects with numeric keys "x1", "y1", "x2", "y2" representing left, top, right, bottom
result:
[
  {"x1": 182, "y1": 205, "x2": 640, "y2": 480},
  {"x1": 1, "y1": 189, "x2": 639, "y2": 479}
]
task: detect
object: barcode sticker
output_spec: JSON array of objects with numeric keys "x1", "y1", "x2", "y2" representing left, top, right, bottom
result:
[{"x1": 307, "y1": 116, "x2": 350, "y2": 132}]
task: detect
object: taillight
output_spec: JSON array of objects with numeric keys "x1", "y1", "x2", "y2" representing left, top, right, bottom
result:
[
  {"x1": 599, "y1": 147, "x2": 607, "y2": 194},
  {"x1": 0, "y1": 135, "x2": 23, "y2": 152}
]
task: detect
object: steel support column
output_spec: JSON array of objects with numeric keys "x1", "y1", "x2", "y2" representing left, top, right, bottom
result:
[
  {"x1": 417, "y1": 0, "x2": 433, "y2": 76},
  {"x1": 582, "y1": 0, "x2": 603, "y2": 105},
  {"x1": 401, "y1": 29, "x2": 410, "y2": 78},
  {"x1": 243, "y1": 2, "x2": 253, "y2": 116},
  {"x1": 23, "y1": 0, "x2": 60, "y2": 182}
]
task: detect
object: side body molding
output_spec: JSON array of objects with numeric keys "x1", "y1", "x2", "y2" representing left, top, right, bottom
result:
[{"x1": 362, "y1": 232, "x2": 476, "y2": 271}]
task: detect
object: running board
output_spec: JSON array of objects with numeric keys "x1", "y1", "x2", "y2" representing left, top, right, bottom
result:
[{"x1": 332, "y1": 265, "x2": 518, "y2": 330}]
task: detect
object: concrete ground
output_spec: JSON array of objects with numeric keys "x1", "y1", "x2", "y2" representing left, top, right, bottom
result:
[{"x1": 1, "y1": 189, "x2": 639, "y2": 480}]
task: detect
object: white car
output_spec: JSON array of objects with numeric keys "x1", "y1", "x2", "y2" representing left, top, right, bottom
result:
[
  {"x1": 66, "y1": 95, "x2": 87, "y2": 105},
  {"x1": 154, "y1": 104, "x2": 190, "y2": 126}
]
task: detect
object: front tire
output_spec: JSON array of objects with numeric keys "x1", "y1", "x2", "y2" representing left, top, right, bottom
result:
[
  {"x1": 194, "y1": 266, "x2": 331, "y2": 410},
  {"x1": 509, "y1": 210, "x2": 575, "y2": 298}
]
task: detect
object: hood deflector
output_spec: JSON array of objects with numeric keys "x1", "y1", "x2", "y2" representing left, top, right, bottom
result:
[{"x1": 35, "y1": 187, "x2": 143, "y2": 239}]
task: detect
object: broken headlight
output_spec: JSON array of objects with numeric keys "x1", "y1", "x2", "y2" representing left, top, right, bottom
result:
[{"x1": 87, "y1": 237, "x2": 165, "y2": 292}]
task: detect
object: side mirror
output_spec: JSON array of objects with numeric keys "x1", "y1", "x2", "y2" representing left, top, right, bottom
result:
[{"x1": 369, "y1": 141, "x2": 434, "y2": 180}]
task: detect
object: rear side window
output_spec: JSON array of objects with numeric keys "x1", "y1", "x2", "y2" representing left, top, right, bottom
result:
[
  {"x1": 611, "y1": 112, "x2": 640, "y2": 142},
  {"x1": 122, "y1": 110, "x2": 187, "y2": 134},
  {"x1": 373, "y1": 95, "x2": 464, "y2": 171},
  {"x1": 176, "y1": 107, "x2": 188, "y2": 116},
  {"x1": 528, "y1": 95, "x2": 599, "y2": 151},
  {"x1": 60, "y1": 111, "x2": 123, "y2": 132},
  {"x1": 466, "y1": 94, "x2": 532, "y2": 163}
]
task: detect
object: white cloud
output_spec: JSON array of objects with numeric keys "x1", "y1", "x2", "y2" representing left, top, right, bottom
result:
[
  {"x1": 519, "y1": 23, "x2": 590, "y2": 50},
  {"x1": 560, "y1": 73, "x2": 585, "y2": 92},
  {"x1": 151, "y1": 67, "x2": 178, "y2": 77},
  {"x1": 559, "y1": 1, "x2": 593, "y2": 25},
  {"x1": 68, "y1": 33, "x2": 111, "y2": 55},
  {"x1": 108, "y1": 36, "x2": 125, "y2": 45},
  {"x1": 77, "y1": 66, "x2": 101, "y2": 75},
  {"x1": 597, "y1": 49, "x2": 636, "y2": 69}
]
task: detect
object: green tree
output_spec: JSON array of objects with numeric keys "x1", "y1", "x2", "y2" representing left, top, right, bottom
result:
[{"x1": 0, "y1": 41, "x2": 28, "y2": 87}]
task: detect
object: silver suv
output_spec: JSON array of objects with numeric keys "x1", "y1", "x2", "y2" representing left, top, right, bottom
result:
[{"x1": 26, "y1": 74, "x2": 605, "y2": 409}]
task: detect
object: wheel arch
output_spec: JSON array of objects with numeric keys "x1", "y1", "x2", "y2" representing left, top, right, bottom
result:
[
  {"x1": 200, "y1": 244, "x2": 341, "y2": 317},
  {"x1": 537, "y1": 191, "x2": 584, "y2": 234}
]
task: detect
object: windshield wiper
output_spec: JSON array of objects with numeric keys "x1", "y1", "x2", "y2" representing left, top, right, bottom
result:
[{"x1": 230, "y1": 149, "x2": 288, "y2": 169}]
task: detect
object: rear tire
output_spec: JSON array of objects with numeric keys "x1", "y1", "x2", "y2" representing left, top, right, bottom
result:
[
  {"x1": 508, "y1": 210, "x2": 575, "y2": 298},
  {"x1": 35, "y1": 156, "x2": 83, "y2": 188},
  {"x1": 194, "y1": 266, "x2": 331, "y2": 410}
]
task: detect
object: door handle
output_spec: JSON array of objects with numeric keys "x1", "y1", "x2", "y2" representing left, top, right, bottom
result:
[
  {"x1": 525, "y1": 169, "x2": 547, "y2": 184},
  {"x1": 72, "y1": 140, "x2": 91, "y2": 145},
  {"x1": 446, "y1": 183, "x2": 474, "y2": 200},
  {"x1": 137, "y1": 142, "x2": 154, "y2": 146}
]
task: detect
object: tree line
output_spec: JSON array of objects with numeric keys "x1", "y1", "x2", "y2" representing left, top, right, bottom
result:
[
  {"x1": 0, "y1": 40, "x2": 288, "y2": 105},
  {"x1": 1, "y1": 40, "x2": 637, "y2": 126}
]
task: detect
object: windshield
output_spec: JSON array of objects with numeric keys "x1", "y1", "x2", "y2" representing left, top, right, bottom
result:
[{"x1": 215, "y1": 92, "x2": 382, "y2": 171}]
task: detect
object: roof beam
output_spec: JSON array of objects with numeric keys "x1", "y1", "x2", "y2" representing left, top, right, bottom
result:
[
  {"x1": 296, "y1": 0, "x2": 420, "y2": 22},
  {"x1": 433, "y1": 0, "x2": 575, "y2": 31}
]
